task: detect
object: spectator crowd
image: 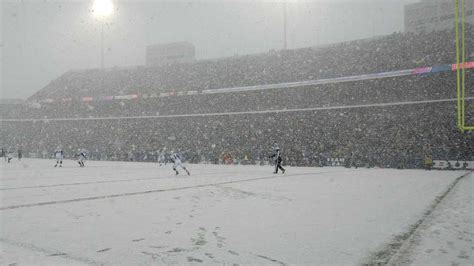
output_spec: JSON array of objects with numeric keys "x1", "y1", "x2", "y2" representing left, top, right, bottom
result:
[{"x1": 1, "y1": 27, "x2": 473, "y2": 168}]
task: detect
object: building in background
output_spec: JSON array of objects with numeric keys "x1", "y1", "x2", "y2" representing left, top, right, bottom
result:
[
  {"x1": 405, "y1": 0, "x2": 473, "y2": 33},
  {"x1": 145, "y1": 42, "x2": 195, "y2": 66}
]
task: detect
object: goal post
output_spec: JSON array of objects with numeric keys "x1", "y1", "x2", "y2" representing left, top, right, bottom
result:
[{"x1": 455, "y1": 0, "x2": 473, "y2": 131}]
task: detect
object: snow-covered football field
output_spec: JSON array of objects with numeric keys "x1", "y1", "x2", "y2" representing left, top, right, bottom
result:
[{"x1": 0, "y1": 159, "x2": 472, "y2": 265}]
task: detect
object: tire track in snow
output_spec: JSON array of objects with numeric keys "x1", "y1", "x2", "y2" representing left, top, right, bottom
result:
[
  {"x1": 0, "y1": 171, "x2": 246, "y2": 190},
  {"x1": 253, "y1": 253, "x2": 287, "y2": 265},
  {"x1": 0, "y1": 237, "x2": 103, "y2": 265},
  {"x1": 0, "y1": 169, "x2": 357, "y2": 210}
]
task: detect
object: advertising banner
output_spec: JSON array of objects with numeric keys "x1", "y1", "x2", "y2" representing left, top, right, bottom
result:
[{"x1": 412, "y1": 67, "x2": 432, "y2": 75}]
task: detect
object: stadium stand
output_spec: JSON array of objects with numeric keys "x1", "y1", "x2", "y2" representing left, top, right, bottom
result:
[{"x1": 1, "y1": 27, "x2": 473, "y2": 168}]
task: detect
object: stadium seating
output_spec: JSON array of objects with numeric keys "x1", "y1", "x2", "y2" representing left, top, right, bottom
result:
[{"x1": 1, "y1": 26, "x2": 473, "y2": 167}]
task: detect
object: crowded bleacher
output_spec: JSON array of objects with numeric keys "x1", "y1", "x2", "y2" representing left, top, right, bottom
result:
[
  {"x1": 28, "y1": 27, "x2": 473, "y2": 100},
  {"x1": 1, "y1": 26, "x2": 473, "y2": 168}
]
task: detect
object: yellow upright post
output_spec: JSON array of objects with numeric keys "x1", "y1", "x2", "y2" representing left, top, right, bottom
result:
[
  {"x1": 461, "y1": 0, "x2": 465, "y2": 129},
  {"x1": 454, "y1": 0, "x2": 462, "y2": 131},
  {"x1": 460, "y1": 0, "x2": 474, "y2": 130}
]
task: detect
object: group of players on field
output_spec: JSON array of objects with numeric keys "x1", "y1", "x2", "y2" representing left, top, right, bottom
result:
[
  {"x1": 4, "y1": 143, "x2": 286, "y2": 175},
  {"x1": 0, "y1": 148, "x2": 22, "y2": 163},
  {"x1": 53, "y1": 148, "x2": 87, "y2": 168}
]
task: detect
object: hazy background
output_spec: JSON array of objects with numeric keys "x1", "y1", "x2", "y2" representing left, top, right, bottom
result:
[{"x1": 1, "y1": 0, "x2": 420, "y2": 100}]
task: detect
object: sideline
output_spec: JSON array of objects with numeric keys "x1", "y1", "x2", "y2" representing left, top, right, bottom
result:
[{"x1": 363, "y1": 170, "x2": 472, "y2": 265}]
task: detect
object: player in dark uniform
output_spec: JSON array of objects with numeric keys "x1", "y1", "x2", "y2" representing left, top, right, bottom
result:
[
  {"x1": 269, "y1": 143, "x2": 285, "y2": 174},
  {"x1": 1, "y1": 148, "x2": 6, "y2": 161}
]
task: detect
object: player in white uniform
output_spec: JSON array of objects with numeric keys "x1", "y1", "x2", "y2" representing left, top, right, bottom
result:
[
  {"x1": 171, "y1": 153, "x2": 190, "y2": 175},
  {"x1": 7, "y1": 151, "x2": 13, "y2": 163},
  {"x1": 157, "y1": 152, "x2": 166, "y2": 166},
  {"x1": 77, "y1": 150, "x2": 86, "y2": 167},
  {"x1": 54, "y1": 148, "x2": 64, "y2": 167}
]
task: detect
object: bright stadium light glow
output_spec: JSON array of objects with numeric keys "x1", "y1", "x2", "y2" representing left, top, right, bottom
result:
[{"x1": 92, "y1": 0, "x2": 114, "y2": 18}]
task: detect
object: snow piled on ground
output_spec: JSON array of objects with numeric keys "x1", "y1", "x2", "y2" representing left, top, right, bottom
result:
[
  {"x1": 0, "y1": 159, "x2": 471, "y2": 265},
  {"x1": 388, "y1": 172, "x2": 473, "y2": 266}
]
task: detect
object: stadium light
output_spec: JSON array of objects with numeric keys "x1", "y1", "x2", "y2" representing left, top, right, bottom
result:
[
  {"x1": 91, "y1": 0, "x2": 114, "y2": 70},
  {"x1": 92, "y1": 0, "x2": 114, "y2": 18}
]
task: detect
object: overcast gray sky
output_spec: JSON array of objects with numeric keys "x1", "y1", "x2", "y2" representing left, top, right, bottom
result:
[{"x1": 1, "y1": 0, "x2": 419, "y2": 99}]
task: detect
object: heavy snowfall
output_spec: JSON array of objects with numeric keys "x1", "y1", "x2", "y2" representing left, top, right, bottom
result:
[{"x1": 1, "y1": 0, "x2": 474, "y2": 265}]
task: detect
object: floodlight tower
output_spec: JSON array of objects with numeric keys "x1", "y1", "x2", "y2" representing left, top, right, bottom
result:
[
  {"x1": 283, "y1": 0, "x2": 297, "y2": 50},
  {"x1": 92, "y1": 0, "x2": 114, "y2": 70},
  {"x1": 283, "y1": 1, "x2": 287, "y2": 50}
]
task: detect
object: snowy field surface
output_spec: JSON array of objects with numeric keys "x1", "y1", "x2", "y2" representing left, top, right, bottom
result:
[
  {"x1": 388, "y1": 170, "x2": 473, "y2": 266},
  {"x1": 0, "y1": 159, "x2": 471, "y2": 265}
]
